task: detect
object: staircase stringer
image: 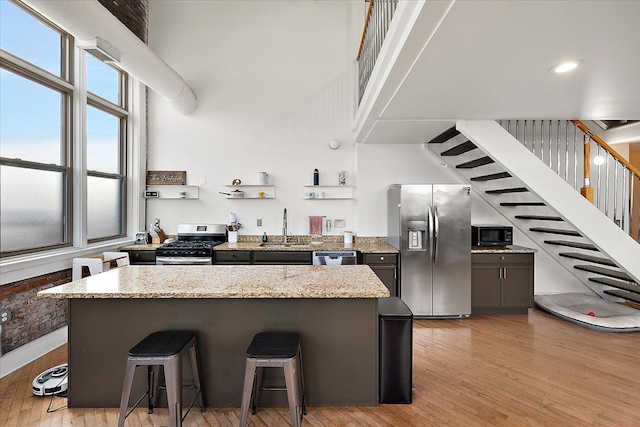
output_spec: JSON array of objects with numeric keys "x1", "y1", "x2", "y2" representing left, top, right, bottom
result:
[{"x1": 455, "y1": 120, "x2": 640, "y2": 287}]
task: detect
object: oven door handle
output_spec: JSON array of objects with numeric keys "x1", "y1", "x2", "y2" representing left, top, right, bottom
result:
[{"x1": 155, "y1": 256, "x2": 212, "y2": 265}]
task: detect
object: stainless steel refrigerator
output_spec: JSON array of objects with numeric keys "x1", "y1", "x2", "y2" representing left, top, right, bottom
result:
[{"x1": 388, "y1": 184, "x2": 472, "y2": 318}]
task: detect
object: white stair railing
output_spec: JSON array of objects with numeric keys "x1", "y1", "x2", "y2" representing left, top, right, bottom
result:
[
  {"x1": 356, "y1": 0, "x2": 399, "y2": 104},
  {"x1": 500, "y1": 119, "x2": 640, "y2": 241}
]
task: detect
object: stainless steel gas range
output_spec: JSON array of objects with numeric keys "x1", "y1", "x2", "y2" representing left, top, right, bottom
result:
[{"x1": 155, "y1": 223, "x2": 227, "y2": 265}]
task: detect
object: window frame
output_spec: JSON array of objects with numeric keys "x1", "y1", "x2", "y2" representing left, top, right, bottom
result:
[
  {"x1": 0, "y1": 11, "x2": 74, "y2": 256},
  {"x1": 85, "y1": 62, "x2": 129, "y2": 243},
  {"x1": 0, "y1": 0, "x2": 144, "y2": 277}
]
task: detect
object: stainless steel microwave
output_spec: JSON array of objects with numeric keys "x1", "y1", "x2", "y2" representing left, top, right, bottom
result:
[{"x1": 471, "y1": 225, "x2": 513, "y2": 247}]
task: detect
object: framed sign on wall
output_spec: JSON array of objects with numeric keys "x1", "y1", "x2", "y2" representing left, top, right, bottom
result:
[{"x1": 146, "y1": 171, "x2": 187, "y2": 185}]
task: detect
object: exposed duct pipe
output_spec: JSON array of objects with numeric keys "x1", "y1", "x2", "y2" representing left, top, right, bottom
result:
[{"x1": 23, "y1": 0, "x2": 197, "y2": 115}]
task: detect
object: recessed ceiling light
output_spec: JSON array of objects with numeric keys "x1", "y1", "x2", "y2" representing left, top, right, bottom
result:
[{"x1": 550, "y1": 60, "x2": 582, "y2": 74}]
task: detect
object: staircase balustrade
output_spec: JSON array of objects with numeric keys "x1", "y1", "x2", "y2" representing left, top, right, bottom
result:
[
  {"x1": 499, "y1": 119, "x2": 640, "y2": 241},
  {"x1": 356, "y1": 0, "x2": 398, "y2": 104}
]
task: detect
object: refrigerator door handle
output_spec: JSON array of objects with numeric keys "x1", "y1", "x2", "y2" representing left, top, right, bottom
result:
[
  {"x1": 433, "y1": 205, "x2": 440, "y2": 263},
  {"x1": 427, "y1": 205, "x2": 435, "y2": 264}
]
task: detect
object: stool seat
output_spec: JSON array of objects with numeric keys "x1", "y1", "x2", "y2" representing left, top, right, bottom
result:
[
  {"x1": 129, "y1": 330, "x2": 194, "y2": 357},
  {"x1": 246, "y1": 332, "x2": 299, "y2": 359}
]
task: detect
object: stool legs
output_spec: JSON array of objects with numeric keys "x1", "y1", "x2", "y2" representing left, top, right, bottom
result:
[
  {"x1": 118, "y1": 360, "x2": 138, "y2": 427},
  {"x1": 188, "y1": 343, "x2": 205, "y2": 412},
  {"x1": 164, "y1": 355, "x2": 182, "y2": 427},
  {"x1": 283, "y1": 359, "x2": 302, "y2": 427},
  {"x1": 239, "y1": 360, "x2": 257, "y2": 427},
  {"x1": 148, "y1": 365, "x2": 161, "y2": 413}
]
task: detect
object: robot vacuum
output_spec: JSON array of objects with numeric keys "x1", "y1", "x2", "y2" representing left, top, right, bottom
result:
[{"x1": 32, "y1": 363, "x2": 68, "y2": 396}]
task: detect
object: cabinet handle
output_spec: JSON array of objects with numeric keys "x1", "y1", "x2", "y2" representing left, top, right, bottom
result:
[
  {"x1": 503, "y1": 267, "x2": 507, "y2": 279},
  {"x1": 380, "y1": 256, "x2": 384, "y2": 261}
]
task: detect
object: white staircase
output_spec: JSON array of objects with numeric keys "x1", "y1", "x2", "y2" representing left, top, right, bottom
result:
[{"x1": 426, "y1": 120, "x2": 640, "y2": 304}]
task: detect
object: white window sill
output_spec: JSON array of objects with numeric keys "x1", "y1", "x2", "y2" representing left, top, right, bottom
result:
[{"x1": 1, "y1": 238, "x2": 135, "y2": 286}]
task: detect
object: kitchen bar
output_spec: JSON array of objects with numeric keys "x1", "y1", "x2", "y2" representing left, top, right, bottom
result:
[{"x1": 38, "y1": 265, "x2": 389, "y2": 408}]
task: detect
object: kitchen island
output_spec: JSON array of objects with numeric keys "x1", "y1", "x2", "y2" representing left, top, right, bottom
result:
[{"x1": 38, "y1": 265, "x2": 389, "y2": 408}]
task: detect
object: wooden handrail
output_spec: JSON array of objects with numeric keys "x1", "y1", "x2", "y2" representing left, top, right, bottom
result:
[
  {"x1": 356, "y1": 0, "x2": 375, "y2": 61},
  {"x1": 571, "y1": 119, "x2": 640, "y2": 178}
]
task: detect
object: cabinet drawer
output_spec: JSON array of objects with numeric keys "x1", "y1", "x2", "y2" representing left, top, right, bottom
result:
[
  {"x1": 252, "y1": 251, "x2": 312, "y2": 264},
  {"x1": 472, "y1": 253, "x2": 533, "y2": 265},
  {"x1": 126, "y1": 250, "x2": 156, "y2": 265},
  {"x1": 215, "y1": 251, "x2": 252, "y2": 263},
  {"x1": 363, "y1": 253, "x2": 397, "y2": 265}
]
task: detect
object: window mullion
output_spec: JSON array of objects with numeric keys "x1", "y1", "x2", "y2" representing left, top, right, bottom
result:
[{"x1": 73, "y1": 46, "x2": 88, "y2": 248}]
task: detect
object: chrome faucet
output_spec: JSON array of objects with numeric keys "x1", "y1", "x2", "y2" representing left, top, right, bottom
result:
[{"x1": 283, "y1": 208, "x2": 288, "y2": 243}]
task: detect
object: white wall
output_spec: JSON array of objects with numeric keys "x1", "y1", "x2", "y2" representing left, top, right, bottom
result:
[{"x1": 146, "y1": 0, "x2": 362, "y2": 236}]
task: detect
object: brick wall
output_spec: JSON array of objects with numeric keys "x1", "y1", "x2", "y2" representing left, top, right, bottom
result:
[
  {"x1": 0, "y1": 271, "x2": 70, "y2": 354},
  {"x1": 1, "y1": 0, "x2": 149, "y2": 356},
  {"x1": 98, "y1": 0, "x2": 149, "y2": 43}
]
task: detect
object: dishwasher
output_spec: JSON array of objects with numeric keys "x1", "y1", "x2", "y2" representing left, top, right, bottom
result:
[{"x1": 312, "y1": 251, "x2": 357, "y2": 265}]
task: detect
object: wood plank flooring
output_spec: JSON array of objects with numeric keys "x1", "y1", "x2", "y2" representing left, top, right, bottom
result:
[{"x1": 2, "y1": 308, "x2": 639, "y2": 426}]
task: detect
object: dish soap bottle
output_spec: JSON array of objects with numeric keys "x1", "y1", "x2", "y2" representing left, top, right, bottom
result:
[
  {"x1": 313, "y1": 169, "x2": 319, "y2": 186},
  {"x1": 262, "y1": 232, "x2": 268, "y2": 242}
]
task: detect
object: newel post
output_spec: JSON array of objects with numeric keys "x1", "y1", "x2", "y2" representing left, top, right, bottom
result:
[{"x1": 580, "y1": 134, "x2": 595, "y2": 203}]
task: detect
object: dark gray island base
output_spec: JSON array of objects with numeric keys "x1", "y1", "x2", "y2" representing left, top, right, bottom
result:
[{"x1": 39, "y1": 265, "x2": 389, "y2": 408}]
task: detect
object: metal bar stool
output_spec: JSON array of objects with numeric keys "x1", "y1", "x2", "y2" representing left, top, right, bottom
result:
[
  {"x1": 239, "y1": 332, "x2": 307, "y2": 427},
  {"x1": 118, "y1": 330, "x2": 205, "y2": 427}
]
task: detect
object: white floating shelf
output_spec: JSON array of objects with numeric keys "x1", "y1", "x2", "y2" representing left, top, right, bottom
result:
[
  {"x1": 145, "y1": 185, "x2": 199, "y2": 199},
  {"x1": 303, "y1": 185, "x2": 354, "y2": 200},
  {"x1": 223, "y1": 184, "x2": 276, "y2": 199}
]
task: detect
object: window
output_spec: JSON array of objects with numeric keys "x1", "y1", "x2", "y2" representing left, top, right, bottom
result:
[{"x1": 0, "y1": 0, "x2": 129, "y2": 256}]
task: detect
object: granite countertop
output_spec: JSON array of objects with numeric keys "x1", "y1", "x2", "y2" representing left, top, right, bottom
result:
[
  {"x1": 215, "y1": 241, "x2": 398, "y2": 253},
  {"x1": 118, "y1": 243, "x2": 163, "y2": 251},
  {"x1": 119, "y1": 237, "x2": 398, "y2": 254},
  {"x1": 471, "y1": 245, "x2": 537, "y2": 254},
  {"x1": 37, "y1": 265, "x2": 390, "y2": 299}
]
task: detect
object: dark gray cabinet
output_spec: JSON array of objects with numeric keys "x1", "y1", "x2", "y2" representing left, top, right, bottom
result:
[
  {"x1": 363, "y1": 253, "x2": 398, "y2": 297},
  {"x1": 123, "y1": 250, "x2": 156, "y2": 265},
  {"x1": 213, "y1": 250, "x2": 312, "y2": 265},
  {"x1": 252, "y1": 251, "x2": 312, "y2": 265},
  {"x1": 214, "y1": 250, "x2": 252, "y2": 264},
  {"x1": 471, "y1": 253, "x2": 534, "y2": 314}
]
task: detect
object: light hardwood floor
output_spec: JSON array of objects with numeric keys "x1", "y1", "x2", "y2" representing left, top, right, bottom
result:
[{"x1": 2, "y1": 308, "x2": 639, "y2": 426}]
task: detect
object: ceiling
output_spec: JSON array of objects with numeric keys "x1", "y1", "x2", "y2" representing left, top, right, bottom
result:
[{"x1": 356, "y1": 0, "x2": 640, "y2": 145}]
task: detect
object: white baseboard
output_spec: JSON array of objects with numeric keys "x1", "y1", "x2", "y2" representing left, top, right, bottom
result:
[{"x1": 1, "y1": 326, "x2": 68, "y2": 378}]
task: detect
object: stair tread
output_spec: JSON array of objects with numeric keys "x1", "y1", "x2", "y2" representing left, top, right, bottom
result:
[
  {"x1": 575, "y1": 265, "x2": 633, "y2": 282},
  {"x1": 428, "y1": 127, "x2": 460, "y2": 143},
  {"x1": 531, "y1": 227, "x2": 581, "y2": 236},
  {"x1": 441, "y1": 141, "x2": 477, "y2": 156},
  {"x1": 456, "y1": 156, "x2": 494, "y2": 169},
  {"x1": 603, "y1": 290, "x2": 640, "y2": 304},
  {"x1": 544, "y1": 240, "x2": 598, "y2": 251},
  {"x1": 590, "y1": 277, "x2": 640, "y2": 293},
  {"x1": 485, "y1": 187, "x2": 529, "y2": 194},
  {"x1": 500, "y1": 202, "x2": 546, "y2": 206},
  {"x1": 559, "y1": 252, "x2": 617, "y2": 267},
  {"x1": 515, "y1": 215, "x2": 563, "y2": 221},
  {"x1": 471, "y1": 172, "x2": 512, "y2": 182}
]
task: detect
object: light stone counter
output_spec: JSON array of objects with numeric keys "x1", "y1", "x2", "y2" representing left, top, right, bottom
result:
[
  {"x1": 471, "y1": 245, "x2": 537, "y2": 254},
  {"x1": 216, "y1": 241, "x2": 399, "y2": 253},
  {"x1": 38, "y1": 265, "x2": 390, "y2": 299}
]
